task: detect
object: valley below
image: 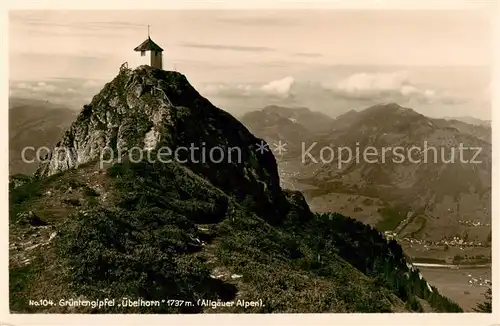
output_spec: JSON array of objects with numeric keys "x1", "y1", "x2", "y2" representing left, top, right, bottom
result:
[
  {"x1": 276, "y1": 156, "x2": 491, "y2": 312},
  {"x1": 416, "y1": 266, "x2": 491, "y2": 312}
]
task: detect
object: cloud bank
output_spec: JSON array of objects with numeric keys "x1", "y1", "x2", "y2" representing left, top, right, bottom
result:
[
  {"x1": 9, "y1": 78, "x2": 106, "y2": 109},
  {"x1": 200, "y1": 71, "x2": 469, "y2": 106},
  {"x1": 329, "y1": 71, "x2": 463, "y2": 105},
  {"x1": 261, "y1": 76, "x2": 295, "y2": 97}
]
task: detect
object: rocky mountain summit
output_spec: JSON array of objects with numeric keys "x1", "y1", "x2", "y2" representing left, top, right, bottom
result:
[
  {"x1": 35, "y1": 65, "x2": 289, "y2": 224},
  {"x1": 10, "y1": 66, "x2": 462, "y2": 313}
]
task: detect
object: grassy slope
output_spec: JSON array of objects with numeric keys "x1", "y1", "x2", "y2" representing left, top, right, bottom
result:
[{"x1": 9, "y1": 156, "x2": 461, "y2": 313}]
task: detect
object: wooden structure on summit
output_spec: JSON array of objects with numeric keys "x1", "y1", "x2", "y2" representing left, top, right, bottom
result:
[{"x1": 134, "y1": 25, "x2": 164, "y2": 69}]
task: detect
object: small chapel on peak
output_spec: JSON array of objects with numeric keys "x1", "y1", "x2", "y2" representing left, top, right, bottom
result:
[{"x1": 134, "y1": 26, "x2": 164, "y2": 70}]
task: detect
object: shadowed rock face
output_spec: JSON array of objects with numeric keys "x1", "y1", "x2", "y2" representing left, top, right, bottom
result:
[{"x1": 35, "y1": 65, "x2": 290, "y2": 223}]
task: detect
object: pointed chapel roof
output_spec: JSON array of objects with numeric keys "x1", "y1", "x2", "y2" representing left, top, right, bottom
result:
[{"x1": 134, "y1": 37, "x2": 164, "y2": 52}]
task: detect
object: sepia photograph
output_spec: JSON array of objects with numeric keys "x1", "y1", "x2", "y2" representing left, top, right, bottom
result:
[{"x1": 5, "y1": 2, "x2": 497, "y2": 321}]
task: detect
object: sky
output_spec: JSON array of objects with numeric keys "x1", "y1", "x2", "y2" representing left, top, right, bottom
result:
[{"x1": 9, "y1": 9, "x2": 493, "y2": 119}]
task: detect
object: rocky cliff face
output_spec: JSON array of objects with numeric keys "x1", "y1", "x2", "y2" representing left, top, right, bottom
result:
[{"x1": 35, "y1": 65, "x2": 289, "y2": 223}]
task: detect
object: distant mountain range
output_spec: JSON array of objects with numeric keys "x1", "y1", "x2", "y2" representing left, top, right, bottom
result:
[
  {"x1": 9, "y1": 98, "x2": 78, "y2": 175},
  {"x1": 240, "y1": 105, "x2": 333, "y2": 157},
  {"x1": 240, "y1": 103, "x2": 491, "y2": 242},
  {"x1": 444, "y1": 116, "x2": 490, "y2": 127}
]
